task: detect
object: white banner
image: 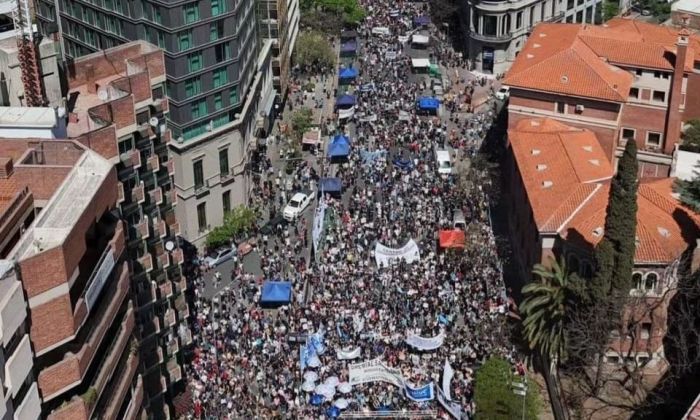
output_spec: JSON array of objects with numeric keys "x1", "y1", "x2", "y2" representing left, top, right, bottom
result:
[
  {"x1": 338, "y1": 106, "x2": 356, "y2": 120},
  {"x1": 375, "y1": 239, "x2": 420, "y2": 267},
  {"x1": 359, "y1": 114, "x2": 378, "y2": 122},
  {"x1": 372, "y1": 26, "x2": 391, "y2": 36},
  {"x1": 337, "y1": 346, "x2": 362, "y2": 360},
  {"x1": 398, "y1": 35, "x2": 410, "y2": 43},
  {"x1": 437, "y1": 386, "x2": 462, "y2": 419},
  {"x1": 349, "y1": 358, "x2": 404, "y2": 387},
  {"x1": 398, "y1": 110, "x2": 411, "y2": 121},
  {"x1": 405, "y1": 332, "x2": 445, "y2": 351},
  {"x1": 443, "y1": 360, "x2": 454, "y2": 400},
  {"x1": 312, "y1": 200, "x2": 327, "y2": 254}
]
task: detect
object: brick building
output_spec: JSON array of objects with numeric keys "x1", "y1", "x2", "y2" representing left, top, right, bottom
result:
[
  {"x1": 506, "y1": 117, "x2": 700, "y2": 367},
  {"x1": 503, "y1": 19, "x2": 700, "y2": 178}
]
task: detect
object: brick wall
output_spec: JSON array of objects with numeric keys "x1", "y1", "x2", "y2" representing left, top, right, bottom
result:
[
  {"x1": 68, "y1": 44, "x2": 143, "y2": 86},
  {"x1": 509, "y1": 89, "x2": 620, "y2": 122},
  {"x1": 685, "y1": 73, "x2": 700, "y2": 120},
  {"x1": 110, "y1": 96, "x2": 137, "y2": 130},
  {"x1": 30, "y1": 293, "x2": 74, "y2": 352},
  {"x1": 143, "y1": 51, "x2": 166, "y2": 80},
  {"x1": 620, "y1": 104, "x2": 668, "y2": 149},
  {"x1": 47, "y1": 397, "x2": 89, "y2": 420},
  {"x1": 13, "y1": 166, "x2": 71, "y2": 200},
  {"x1": 74, "y1": 126, "x2": 118, "y2": 160}
]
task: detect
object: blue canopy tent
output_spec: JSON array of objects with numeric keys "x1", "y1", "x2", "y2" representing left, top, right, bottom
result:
[
  {"x1": 335, "y1": 94, "x2": 356, "y2": 108},
  {"x1": 338, "y1": 67, "x2": 358, "y2": 80},
  {"x1": 340, "y1": 41, "x2": 357, "y2": 56},
  {"x1": 417, "y1": 97, "x2": 440, "y2": 111},
  {"x1": 260, "y1": 281, "x2": 292, "y2": 305},
  {"x1": 319, "y1": 177, "x2": 342, "y2": 195},
  {"x1": 327, "y1": 135, "x2": 351, "y2": 158},
  {"x1": 413, "y1": 15, "x2": 431, "y2": 27}
]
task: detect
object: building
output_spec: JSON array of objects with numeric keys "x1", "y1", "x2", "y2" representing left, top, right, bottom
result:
[
  {"x1": 169, "y1": 41, "x2": 274, "y2": 246},
  {"x1": 259, "y1": 0, "x2": 301, "y2": 98},
  {"x1": 35, "y1": 0, "x2": 272, "y2": 143},
  {"x1": 506, "y1": 117, "x2": 700, "y2": 367},
  {"x1": 0, "y1": 261, "x2": 41, "y2": 420},
  {"x1": 460, "y1": 0, "x2": 601, "y2": 75},
  {"x1": 63, "y1": 41, "x2": 189, "y2": 418},
  {"x1": 672, "y1": 0, "x2": 700, "y2": 30},
  {"x1": 503, "y1": 19, "x2": 700, "y2": 177}
]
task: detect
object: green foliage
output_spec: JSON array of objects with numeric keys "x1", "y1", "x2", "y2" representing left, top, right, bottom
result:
[
  {"x1": 521, "y1": 257, "x2": 577, "y2": 363},
  {"x1": 593, "y1": 139, "x2": 639, "y2": 295},
  {"x1": 681, "y1": 119, "x2": 700, "y2": 152},
  {"x1": 474, "y1": 357, "x2": 541, "y2": 420},
  {"x1": 82, "y1": 387, "x2": 98, "y2": 406},
  {"x1": 304, "y1": 0, "x2": 366, "y2": 26},
  {"x1": 602, "y1": 1, "x2": 619, "y2": 21},
  {"x1": 291, "y1": 107, "x2": 314, "y2": 142},
  {"x1": 205, "y1": 206, "x2": 256, "y2": 249},
  {"x1": 294, "y1": 31, "x2": 336, "y2": 70}
]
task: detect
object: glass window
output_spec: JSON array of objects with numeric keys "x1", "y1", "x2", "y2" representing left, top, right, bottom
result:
[
  {"x1": 188, "y1": 52, "x2": 203, "y2": 72},
  {"x1": 556, "y1": 102, "x2": 565, "y2": 114},
  {"x1": 516, "y1": 11, "x2": 522, "y2": 29},
  {"x1": 183, "y1": 3, "x2": 200, "y2": 24},
  {"x1": 197, "y1": 202, "x2": 207, "y2": 231},
  {"x1": 214, "y1": 93, "x2": 223, "y2": 110},
  {"x1": 628, "y1": 87, "x2": 639, "y2": 99},
  {"x1": 211, "y1": 0, "x2": 225, "y2": 16},
  {"x1": 641, "y1": 323, "x2": 651, "y2": 340},
  {"x1": 191, "y1": 99, "x2": 207, "y2": 119},
  {"x1": 644, "y1": 273, "x2": 658, "y2": 290},
  {"x1": 646, "y1": 132, "x2": 662, "y2": 147},
  {"x1": 185, "y1": 77, "x2": 201, "y2": 97},
  {"x1": 621, "y1": 128, "x2": 635, "y2": 141},
  {"x1": 210, "y1": 21, "x2": 224, "y2": 41},
  {"x1": 222, "y1": 190, "x2": 231, "y2": 214},
  {"x1": 652, "y1": 91, "x2": 666, "y2": 102},
  {"x1": 193, "y1": 159, "x2": 204, "y2": 190},
  {"x1": 632, "y1": 272, "x2": 643, "y2": 290},
  {"x1": 215, "y1": 42, "x2": 230, "y2": 61},
  {"x1": 213, "y1": 114, "x2": 229, "y2": 128},
  {"x1": 229, "y1": 86, "x2": 239, "y2": 106},
  {"x1": 213, "y1": 68, "x2": 228, "y2": 88},
  {"x1": 179, "y1": 30, "x2": 193, "y2": 51},
  {"x1": 219, "y1": 148, "x2": 229, "y2": 176}
]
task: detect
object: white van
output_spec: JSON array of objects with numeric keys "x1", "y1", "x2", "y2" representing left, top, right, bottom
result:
[
  {"x1": 435, "y1": 149, "x2": 452, "y2": 176},
  {"x1": 453, "y1": 210, "x2": 466, "y2": 230}
]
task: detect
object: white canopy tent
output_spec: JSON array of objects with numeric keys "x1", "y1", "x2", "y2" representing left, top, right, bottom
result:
[
  {"x1": 411, "y1": 34, "x2": 430, "y2": 45},
  {"x1": 411, "y1": 58, "x2": 431, "y2": 68}
]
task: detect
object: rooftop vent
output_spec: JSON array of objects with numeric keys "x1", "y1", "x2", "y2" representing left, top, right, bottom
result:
[
  {"x1": 593, "y1": 227, "x2": 603, "y2": 237},
  {"x1": 561, "y1": 75, "x2": 569, "y2": 83},
  {"x1": 589, "y1": 159, "x2": 600, "y2": 166},
  {"x1": 531, "y1": 149, "x2": 541, "y2": 156},
  {"x1": 542, "y1": 180, "x2": 553, "y2": 188},
  {"x1": 530, "y1": 120, "x2": 541, "y2": 126},
  {"x1": 533, "y1": 43, "x2": 541, "y2": 48},
  {"x1": 536, "y1": 164, "x2": 548, "y2": 171},
  {"x1": 583, "y1": 146, "x2": 593, "y2": 152},
  {"x1": 657, "y1": 227, "x2": 671, "y2": 238},
  {"x1": 539, "y1": 33, "x2": 547, "y2": 37},
  {"x1": 527, "y1": 54, "x2": 535, "y2": 59}
]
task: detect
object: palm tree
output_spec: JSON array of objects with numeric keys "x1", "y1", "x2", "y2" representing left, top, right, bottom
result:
[{"x1": 520, "y1": 256, "x2": 576, "y2": 363}]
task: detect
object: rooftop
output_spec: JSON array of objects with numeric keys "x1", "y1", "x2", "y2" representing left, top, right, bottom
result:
[
  {"x1": 0, "y1": 107, "x2": 57, "y2": 128},
  {"x1": 510, "y1": 118, "x2": 699, "y2": 264},
  {"x1": 504, "y1": 19, "x2": 700, "y2": 101},
  {"x1": 672, "y1": 0, "x2": 700, "y2": 14}
]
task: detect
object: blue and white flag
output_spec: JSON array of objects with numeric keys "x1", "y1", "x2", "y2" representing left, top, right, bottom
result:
[
  {"x1": 437, "y1": 386, "x2": 462, "y2": 419},
  {"x1": 405, "y1": 382, "x2": 435, "y2": 402}
]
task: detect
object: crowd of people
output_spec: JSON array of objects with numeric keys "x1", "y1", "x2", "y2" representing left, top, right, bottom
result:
[{"x1": 186, "y1": 0, "x2": 518, "y2": 418}]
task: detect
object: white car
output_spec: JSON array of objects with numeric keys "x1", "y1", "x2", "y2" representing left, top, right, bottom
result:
[
  {"x1": 203, "y1": 245, "x2": 237, "y2": 268},
  {"x1": 495, "y1": 86, "x2": 510, "y2": 100},
  {"x1": 283, "y1": 192, "x2": 313, "y2": 221}
]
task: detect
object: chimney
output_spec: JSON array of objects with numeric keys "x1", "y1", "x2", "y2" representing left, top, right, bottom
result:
[
  {"x1": 85, "y1": 64, "x2": 98, "y2": 94},
  {"x1": 0, "y1": 157, "x2": 13, "y2": 178},
  {"x1": 664, "y1": 26, "x2": 690, "y2": 155}
]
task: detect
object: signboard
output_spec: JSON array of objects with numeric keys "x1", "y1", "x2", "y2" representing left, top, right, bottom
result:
[
  {"x1": 405, "y1": 332, "x2": 445, "y2": 351},
  {"x1": 85, "y1": 247, "x2": 116, "y2": 311},
  {"x1": 374, "y1": 239, "x2": 420, "y2": 267},
  {"x1": 349, "y1": 358, "x2": 404, "y2": 387},
  {"x1": 338, "y1": 106, "x2": 356, "y2": 120}
]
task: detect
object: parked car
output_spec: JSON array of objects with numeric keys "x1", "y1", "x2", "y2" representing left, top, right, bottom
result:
[
  {"x1": 495, "y1": 86, "x2": 510, "y2": 100},
  {"x1": 203, "y1": 245, "x2": 237, "y2": 268},
  {"x1": 283, "y1": 192, "x2": 314, "y2": 221}
]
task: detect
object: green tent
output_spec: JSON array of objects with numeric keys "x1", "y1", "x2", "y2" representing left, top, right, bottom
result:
[{"x1": 429, "y1": 64, "x2": 440, "y2": 77}]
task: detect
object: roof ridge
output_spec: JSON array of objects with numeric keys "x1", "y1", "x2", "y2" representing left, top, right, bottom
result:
[
  {"x1": 570, "y1": 38, "x2": 626, "y2": 101},
  {"x1": 554, "y1": 183, "x2": 603, "y2": 234}
]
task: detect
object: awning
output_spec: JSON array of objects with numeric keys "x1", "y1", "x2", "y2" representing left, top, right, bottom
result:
[
  {"x1": 439, "y1": 230, "x2": 465, "y2": 248},
  {"x1": 411, "y1": 34, "x2": 430, "y2": 45},
  {"x1": 411, "y1": 58, "x2": 430, "y2": 68},
  {"x1": 319, "y1": 177, "x2": 342, "y2": 193},
  {"x1": 302, "y1": 129, "x2": 322, "y2": 145},
  {"x1": 336, "y1": 94, "x2": 356, "y2": 107},
  {"x1": 339, "y1": 67, "x2": 359, "y2": 79},
  {"x1": 418, "y1": 97, "x2": 440, "y2": 110},
  {"x1": 260, "y1": 281, "x2": 292, "y2": 304}
]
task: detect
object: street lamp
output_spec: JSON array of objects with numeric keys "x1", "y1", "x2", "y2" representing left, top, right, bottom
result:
[{"x1": 511, "y1": 373, "x2": 528, "y2": 420}]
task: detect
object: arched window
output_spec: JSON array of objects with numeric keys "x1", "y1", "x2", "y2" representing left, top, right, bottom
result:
[
  {"x1": 567, "y1": 254, "x2": 580, "y2": 275},
  {"x1": 645, "y1": 273, "x2": 658, "y2": 291},
  {"x1": 632, "y1": 272, "x2": 643, "y2": 290}
]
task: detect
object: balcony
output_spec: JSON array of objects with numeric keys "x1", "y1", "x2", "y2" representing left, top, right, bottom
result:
[
  {"x1": 0, "y1": 275, "x2": 28, "y2": 347},
  {"x1": 149, "y1": 188, "x2": 163, "y2": 205},
  {"x1": 158, "y1": 280, "x2": 173, "y2": 300},
  {"x1": 136, "y1": 281, "x2": 156, "y2": 307},
  {"x1": 165, "y1": 337, "x2": 179, "y2": 357},
  {"x1": 154, "y1": 219, "x2": 167, "y2": 238},
  {"x1": 132, "y1": 182, "x2": 145, "y2": 204},
  {"x1": 100, "y1": 351, "x2": 139, "y2": 420},
  {"x1": 14, "y1": 382, "x2": 41, "y2": 420},
  {"x1": 38, "y1": 262, "x2": 130, "y2": 401},
  {"x1": 163, "y1": 308, "x2": 176, "y2": 328},
  {"x1": 172, "y1": 248, "x2": 184, "y2": 266},
  {"x1": 178, "y1": 327, "x2": 192, "y2": 346},
  {"x1": 469, "y1": 31, "x2": 513, "y2": 43},
  {"x1": 5, "y1": 335, "x2": 33, "y2": 398},
  {"x1": 139, "y1": 315, "x2": 161, "y2": 338},
  {"x1": 174, "y1": 276, "x2": 187, "y2": 295},
  {"x1": 90, "y1": 306, "x2": 135, "y2": 401},
  {"x1": 146, "y1": 154, "x2": 160, "y2": 172},
  {"x1": 124, "y1": 375, "x2": 144, "y2": 420},
  {"x1": 162, "y1": 129, "x2": 172, "y2": 144},
  {"x1": 119, "y1": 149, "x2": 141, "y2": 169},
  {"x1": 153, "y1": 97, "x2": 168, "y2": 114},
  {"x1": 170, "y1": 189, "x2": 177, "y2": 205},
  {"x1": 168, "y1": 221, "x2": 180, "y2": 237},
  {"x1": 117, "y1": 182, "x2": 125, "y2": 204},
  {"x1": 138, "y1": 254, "x2": 153, "y2": 273},
  {"x1": 175, "y1": 295, "x2": 189, "y2": 320},
  {"x1": 166, "y1": 159, "x2": 174, "y2": 176},
  {"x1": 166, "y1": 358, "x2": 182, "y2": 385},
  {"x1": 135, "y1": 218, "x2": 150, "y2": 240}
]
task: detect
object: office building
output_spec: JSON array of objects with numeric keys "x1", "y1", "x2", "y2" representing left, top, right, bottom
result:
[
  {"x1": 503, "y1": 19, "x2": 700, "y2": 177},
  {"x1": 259, "y1": 0, "x2": 301, "y2": 97},
  {"x1": 461, "y1": 0, "x2": 601, "y2": 74}
]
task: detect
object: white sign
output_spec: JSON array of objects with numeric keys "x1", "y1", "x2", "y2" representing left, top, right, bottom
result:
[
  {"x1": 349, "y1": 358, "x2": 404, "y2": 387},
  {"x1": 405, "y1": 332, "x2": 445, "y2": 351},
  {"x1": 375, "y1": 239, "x2": 420, "y2": 267},
  {"x1": 337, "y1": 347, "x2": 362, "y2": 360},
  {"x1": 398, "y1": 110, "x2": 410, "y2": 121},
  {"x1": 85, "y1": 248, "x2": 116, "y2": 311},
  {"x1": 371, "y1": 27, "x2": 391, "y2": 36},
  {"x1": 398, "y1": 35, "x2": 410, "y2": 43},
  {"x1": 443, "y1": 360, "x2": 455, "y2": 400},
  {"x1": 338, "y1": 106, "x2": 356, "y2": 120}
]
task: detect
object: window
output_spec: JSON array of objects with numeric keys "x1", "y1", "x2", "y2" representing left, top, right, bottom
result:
[
  {"x1": 213, "y1": 68, "x2": 228, "y2": 87},
  {"x1": 118, "y1": 138, "x2": 134, "y2": 155},
  {"x1": 188, "y1": 52, "x2": 203, "y2": 72},
  {"x1": 219, "y1": 148, "x2": 229, "y2": 176},
  {"x1": 179, "y1": 30, "x2": 193, "y2": 51},
  {"x1": 621, "y1": 128, "x2": 635, "y2": 142},
  {"x1": 197, "y1": 202, "x2": 207, "y2": 232},
  {"x1": 229, "y1": 86, "x2": 239, "y2": 105},
  {"x1": 211, "y1": 0, "x2": 226, "y2": 16},
  {"x1": 483, "y1": 15, "x2": 497, "y2": 36},
  {"x1": 606, "y1": 355, "x2": 620, "y2": 364},
  {"x1": 214, "y1": 93, "x2": 223, "y2": 110},
  {"x1": 213, "y1": 114, "x2": 229, "y2": 128},
  {"x1": 183, "y1": 3, "x2": 199, "y2": 23},
  {"x1": 191, "y1": 99, "x2": 207, "y2": 119},
  {"x1": 222, "y1": 190, "x2": 231, "y2": 214},
  {"x1": 641, "y1": 323, "x2": 651, "y2": 340},
  {"x1": 652, "y1": 90, "x2": 666, "y2": 102},
  {"x1": 154, "y1": 6, "x2": 162, "y2": 23},
  {"x1": 580, "y1": 263, "x2": 592, "y2": 279},
  {"x1": 193, "y1": 160, "x2": 204, "y2": 190},
  {"x1": 633, "y1": 272, "x2": 643, "y2": 290},
  {"x1": 184, "y1": 77, "x2": 201, "y2": 97},
  {"x1": 646, "y1": 132, "x2": 662, "y2": 147},
  {"x1": 516, "y1": 11, "x2": 523, "y2": 29},
  {"x1": 215, "y1": 42, "x2": 231, "y2": 61},
  {"x1": 644, "y1": 273, "x2": 658, "y2": 291},
  {"x1": 556, "y1": 102, "x2": 565, "y2": 114},
  {"x1": 635, "y1": 69, "x2": 643, "y2": 76},
  {"x1": 628, "y1": 87, "x2": 639, "y2": 99},
  {"x1": 210, "y1": 21, "x2": 224, "y2": 41}
]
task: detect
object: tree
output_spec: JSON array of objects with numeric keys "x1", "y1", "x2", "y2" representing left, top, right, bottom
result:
[
  {"x1": 313, "y1": 0, "x2": 366, "y2": 26},
  {"x1": 592, "y1": 138, "x2": 639, "y2": 295},
  {"x1": 520, "y1": 257, "x2": 577, "y2": 364},
  {"x1": 602, "y1": 1, "x2": 619, "y2": 22},
  {"x1": 291, "y1": 107, "x2": 314, "y2": 143},
  {"x1": 474, "y1": 357, "x2": 541, "y2": 419},
  {"x1": 293, "y1": 31, "x2": 336, "y2": 71},
  {"x1": 205, "y1": 206, "x2": 256, "y2": 249}
]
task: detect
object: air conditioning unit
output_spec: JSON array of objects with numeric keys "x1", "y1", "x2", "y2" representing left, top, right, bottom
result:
[{"x1": 575, "y1": 104, "x2": 585, "y2": 113}]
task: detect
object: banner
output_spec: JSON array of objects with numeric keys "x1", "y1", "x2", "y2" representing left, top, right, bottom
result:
[
  {"x1": 300, "y1": 330, "x2": 326, "y2": 371},
  {"x1": 359, "y1": 113, "x2": 378, "y2": 122},
  {"x1": 442, "y1": 360, "x2": 454, "y2": 400},
  {"x1": 405, "y1": 332, "x2": 445, "y2": 351},
  {"x1": 405, "y1": 382, "x2": 435, "y2": 402},
  {"x1": 337, "y1": 346, "x2": 362, "y2": 360},
  {"x1": 374, "y1": 239, "x2": 420, "y2": 267},
  {"x1": 312, "y1": 199, "x2": 327, "y2": 255},
  {"x1": 338, "y1": 106, "x2": 356, "y2": 120},
  {"x1": 398, "y1": 35, "x2": 410, "y2": 43},
  {"x1": 398, "y1": 110, "x2": 411, "y2": 121},
  {"x1": 349, "y1": 358, "x2": 404, "y2": 387},
  {"x1": 371, "y1": 27, "x2": 391, "y2": 36},
  {"x1": 437, "y1": 386, "x2": 462, "y2": 419}
]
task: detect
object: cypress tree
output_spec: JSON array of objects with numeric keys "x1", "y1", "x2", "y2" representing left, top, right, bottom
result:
[{"x1": 592, "y1": 139, "x2": 639, "y2": 295}]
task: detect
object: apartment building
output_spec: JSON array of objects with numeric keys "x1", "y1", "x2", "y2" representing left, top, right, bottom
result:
[
  {"x1": 461, "y1": 0, "x2": 601, "y2": 74},
  {"x1": 506, "y1": 117, "x2": 700, "y2": 368},
  {"x1": 0, "y1": 262, "x2": 41, "y2": 420},
  {"x1": 63, "y1": 41, "x2": 189, "y2": 418},
  {"x1": 259, "y1": 0, "x2": 301, "y2": 97},
  {"x1": 503, "y1": 19, "x2": 700, "y2": 177}
]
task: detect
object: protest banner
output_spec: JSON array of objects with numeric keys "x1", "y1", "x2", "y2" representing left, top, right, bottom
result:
[
  {"x1": 405, "y1": 382, "x2": 435, "y2": 402},
  {"x1": 437, "y1": 386, "x2": 463, "y2": 419},
  {"x1": 349, "y1": 358, "x2": 404, "y2": 387},
  {"x1": 442, "y1": 360, "x2": 455, "y2": 400},
  {"x1": 338, "y1": 106, "x2": 356, "y2": 120},
  {"x1": 336, "y1": 347, "x2": 362, "y2": 360},
  {"x1": 374, "y1": 239, "x2": 420, "y2": 267},
  {"x1": 404, "y1": 332, "x2": 445, "y2": 351}
]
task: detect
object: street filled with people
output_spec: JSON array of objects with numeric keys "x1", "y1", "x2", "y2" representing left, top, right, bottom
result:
[{"x1": 186, "y1": 1, "x2": 517, "y2": 418}]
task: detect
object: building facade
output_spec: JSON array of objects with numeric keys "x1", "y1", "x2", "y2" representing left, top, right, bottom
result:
[
  {"x1": 503, "y1": 19, "x2": 700, "y2": 177},
  {"x1": 35, "y1": 0, "x2": 266, "y2": 143},
  {"x1": 461, "y1": 0, "x2": 601, "y2": 75},
  {"x1": 506, "y1": 117, "x2": 700, "y2": 368},
  {"x1": 259, "y1": 0, "x2": 300, "y2": 97}
]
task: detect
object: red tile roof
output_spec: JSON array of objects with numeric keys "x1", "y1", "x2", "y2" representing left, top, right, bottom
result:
[{"x1": 504, "y1": 19, "x2": 700, "y2": 101}]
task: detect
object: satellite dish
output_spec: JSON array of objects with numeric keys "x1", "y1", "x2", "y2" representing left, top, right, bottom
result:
[
  {"x1": 165, "y1": 240, "x2": 175, "y2": 252},
  {"x1": 149, "y1": 117, "x2": 159, "y2": 127},
  {"x1": 97, "y1": 87, "x2": 109, "y2": 102}
]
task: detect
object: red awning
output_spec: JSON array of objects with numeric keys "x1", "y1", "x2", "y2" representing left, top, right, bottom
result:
[{"x1": 439, "y1": 230, "x2": 466, "y2": 248}]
